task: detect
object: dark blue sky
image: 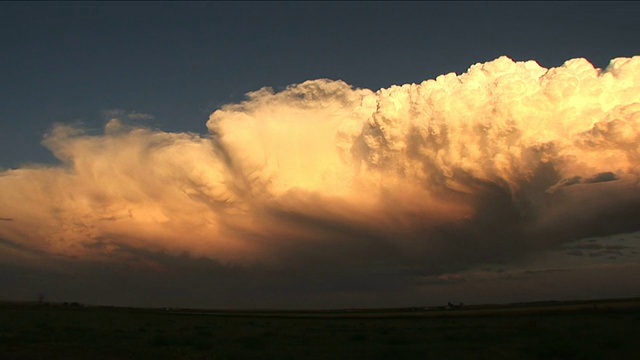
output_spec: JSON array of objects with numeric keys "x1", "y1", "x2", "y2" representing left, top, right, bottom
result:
[{"x1": 1, "y1": 1, "x2": 638, "y2": 168}]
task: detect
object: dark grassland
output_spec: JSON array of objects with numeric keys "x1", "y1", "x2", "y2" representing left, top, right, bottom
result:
[{"x1": 1, "y1": 298, "x2": 639, "y2": 359}]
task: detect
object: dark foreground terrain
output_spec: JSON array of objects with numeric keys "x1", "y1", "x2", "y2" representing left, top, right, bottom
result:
[{"x1": 1, "y1": 298, "x2": 639, "y2": 359}]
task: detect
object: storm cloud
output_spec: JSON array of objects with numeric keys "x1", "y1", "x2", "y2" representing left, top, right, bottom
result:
[{"x1": 1, "y1": 56, "x2": 639, "y2": 307}]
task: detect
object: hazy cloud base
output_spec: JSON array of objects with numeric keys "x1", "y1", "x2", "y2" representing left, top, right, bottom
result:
[{"x1": 1, "y1": 56, "x2": 639, "y2": 307}]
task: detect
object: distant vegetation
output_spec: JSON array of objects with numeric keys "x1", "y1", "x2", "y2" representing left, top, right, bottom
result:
[{"x1": 1, "y1": 298, "x2": 639, "y2": 359}]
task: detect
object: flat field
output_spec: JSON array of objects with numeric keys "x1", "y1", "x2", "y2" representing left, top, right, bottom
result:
[{"x1": 1, "y1": 298, "x2": 639, "y2": 359}]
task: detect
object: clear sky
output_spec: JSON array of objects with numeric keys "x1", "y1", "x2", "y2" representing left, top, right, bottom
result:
[{"x1": 0, "y1": 2, "x2": 639, "y2": 309}]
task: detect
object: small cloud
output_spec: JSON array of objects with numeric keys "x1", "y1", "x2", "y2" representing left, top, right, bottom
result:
[
  {"x1": 420, "y1": 273, "x2": 466, "y2": 285},
  {"x1": 585, "y1": 172, "x2": 619, "y2": 184},
  {"x1": 522, "y1": 268, "x2": 567, "y2": 275},
  {"x1": 547, "y1": 172, "x2": 619, "y2": 193},
  {"x1": 127, "y1": 112, "x2": 155, "y2": 121},
  {"x1": 562, "y1": 239, "x2": 632, "y2": 258},
  {"x1": 561, "y1": 176, "x2": 582, "y2": 187},
  {"x1": 101, "y1": 109, "x2": 155, "y2": 122},
  {"x1": 566, "y1": 250, "x2": 584, "y2": 256},
  {"x1": 546, "y1": 176, "x2": 582, "y2": 193},
  {"x1": 573, "y1": 243, "x2": 604, "y2": 250},
  {"x1": 0, "y1": 217, "x2": 13, "y2": 221},
  {"x1": 101, "y1": 109, "x2": 124, "y2": 120},
  {"x1": 588, "y1": 250, "x2": 624, "y2": 257}
]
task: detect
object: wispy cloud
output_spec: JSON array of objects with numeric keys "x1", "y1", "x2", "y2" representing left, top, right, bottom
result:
[{"x1": 101, "y1": 109, "x2": 155, "y2": 122}]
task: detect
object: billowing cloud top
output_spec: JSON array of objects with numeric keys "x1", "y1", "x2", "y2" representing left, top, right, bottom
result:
[{"x1": 1, "y1": 56, "x2": 640, "y2": 279}]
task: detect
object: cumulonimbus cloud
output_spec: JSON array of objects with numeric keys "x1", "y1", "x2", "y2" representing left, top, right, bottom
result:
[{"x1": 1, "y1": 56, "x2": 639, "y2": 275}]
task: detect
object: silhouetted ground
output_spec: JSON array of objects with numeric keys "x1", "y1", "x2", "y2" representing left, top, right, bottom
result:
[{"x1": 1, "y1": 298, "x2": 639, "y2": 359}]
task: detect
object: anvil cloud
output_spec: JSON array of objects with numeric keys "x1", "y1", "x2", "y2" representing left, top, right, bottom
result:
[{"x1": 1, "y1": 56, "x2": 640, "y2": 306}]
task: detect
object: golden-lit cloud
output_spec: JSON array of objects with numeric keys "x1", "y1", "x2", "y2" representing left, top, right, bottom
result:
[{"x1": 1, "y1": 56, "x2": 640, "y2": 276}]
